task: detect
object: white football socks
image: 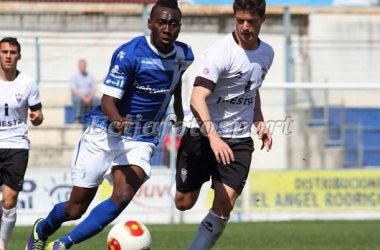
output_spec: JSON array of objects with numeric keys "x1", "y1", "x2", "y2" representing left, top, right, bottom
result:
[
  {"x1": 188, "y1": 209, "x2": 230, "y2": 250},
  {"x1": 0, "y1": 207, "x2": 17, "y2": 249}
]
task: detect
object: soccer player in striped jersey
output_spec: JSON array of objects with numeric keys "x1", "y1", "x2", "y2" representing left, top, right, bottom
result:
[
  {"x1": 26, "y1": 1, "x2": 193, "y2": 249},
  {"x1": 172, "y1": 0, "x2": 273, "y2": 249}
]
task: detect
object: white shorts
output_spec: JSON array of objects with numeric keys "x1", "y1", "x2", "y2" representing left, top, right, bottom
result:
[{"x1": 70, "y1": 128, "x2": 156, "y2": 188}]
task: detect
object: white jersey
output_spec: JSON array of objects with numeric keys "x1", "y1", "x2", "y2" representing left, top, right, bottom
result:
[
  {"x1": 0, "y1": 72, "x2": 41, "y2": 149},
  {"x1": 184, "y1": 33, "x2": 274, "y2": 138}
]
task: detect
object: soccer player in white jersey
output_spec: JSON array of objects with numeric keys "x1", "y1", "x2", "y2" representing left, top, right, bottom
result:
[
  {"x1": 172, "y1": 0, "x2": 273, "y2": 249},
  {"x1": 25, "y1": 1, "x2": 193, "y2": 250},
  {"x1": 0, "y1": 37, "x2": 44, "y2": 250}
]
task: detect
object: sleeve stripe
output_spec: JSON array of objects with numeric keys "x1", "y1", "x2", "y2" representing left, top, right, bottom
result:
[
  {"x1": 194, "y1": 76, "x2": 216, "y2": 92},
  {"x1": 100, "y1": 85, "x2": 123, "y2": 99}
]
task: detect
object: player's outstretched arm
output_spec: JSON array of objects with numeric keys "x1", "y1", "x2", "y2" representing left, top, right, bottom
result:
[
  {"x1": 191, "y1": 85, "x2": 234, "y2": 165},
  {"x1": 29, "y1": 103, "x2": 44, "y2": 126}
]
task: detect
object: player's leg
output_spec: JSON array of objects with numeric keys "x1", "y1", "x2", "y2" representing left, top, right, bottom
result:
[
  {"x1": 55, "y1": 165, "x2": 146, "y2": 249},
  {"x1": 188, "y1": 181, "x2": 238, "y2": 250},
  {"x1": 173, "y1": 129, "x2": 213, "y2": 210},
  {"x1": 48, "y1": 140, "x2": 154, "y2": 249},
  {"x1": 34, "y1": 186, "x2": 98, "y2": 241},
  {"x1": 188, "y1": 137, "x2": 253, "y2": 250},
  {"x1": 29, "y1": 131, "x2": 111, "y2": 250},
  {"x1": 0, "y1": 185, "x2": 19, "y2": 250}
]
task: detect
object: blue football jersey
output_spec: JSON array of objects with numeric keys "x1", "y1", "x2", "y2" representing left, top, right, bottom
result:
[{"x1": 85, "y1": 36, "x2": 194, "y2": 144}]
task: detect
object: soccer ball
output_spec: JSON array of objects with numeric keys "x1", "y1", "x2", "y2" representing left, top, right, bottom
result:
[{"x1": 107, "y1": 220, "x2": 152, "y2": 250}]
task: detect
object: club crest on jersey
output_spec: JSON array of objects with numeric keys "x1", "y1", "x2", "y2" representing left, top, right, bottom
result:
[
  {"x1": 15, "y1": 93, "x2": 23, "y2": 103},
  {"x1": 173, "y1": 58, "x2": 186, "y2": 71},
  {"x1": 111, "y1": 65, "x2": 120, "y2": 74},
  {"x1": 117, "y1": 51, "x2": 125, "y2": 61},
  {"x1": 181, "y1": 168, "x2": 188, "y2": 182}
]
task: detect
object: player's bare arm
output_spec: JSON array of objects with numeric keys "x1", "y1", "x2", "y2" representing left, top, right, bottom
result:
[
  {"x1": 191, "y1": 85, "x2": 234, "y2": 165},
  {"x1": 253, "y1": 89, "x2": 272, "y2": 151},
  {"x1": 173, "y1": 80, "x2": 184, "y2": 124},
  {"x1": 29, "y1": 103, "x2": 44, "y2": 126},
  {"x1": 101, "y1": 94, "x2": 133, "y2": 133}
]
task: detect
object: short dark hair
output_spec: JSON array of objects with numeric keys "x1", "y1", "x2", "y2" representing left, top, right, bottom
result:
[
  {"x1": 150, "y1": 0, "x2": 181, "y2": 19},
  {"x1": 0, "y1": 37, "x2": 21, "y2": 53},
  {"x1": 233, "y1": 0, "x2": 266, "y2": 18}
]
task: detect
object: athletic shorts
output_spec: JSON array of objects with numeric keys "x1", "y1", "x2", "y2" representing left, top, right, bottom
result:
[
  {"x1": 0, "y1": 148, "x2": 29, "y2": 191},
  {"x1": 175, "y1": 129, "x2": 254, "y2": 194},
  {"x1": 71, "y1": 127, "x2": 156, "y2": 188}
]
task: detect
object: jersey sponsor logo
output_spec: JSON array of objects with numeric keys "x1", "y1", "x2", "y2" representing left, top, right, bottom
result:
[
  {"x1": 109, "y1": 65, "x2": 126, "y2": 81},
  {"x1": 111, "y1": 65, "x2": 120, "y2": 74},
  {"x1": 203, "y1": 68, "x2": 210, "y2": 75},
  {"x1": 4, "y1": 103, "x2": 9, "y2": 116},
  {"x1": 117, "y1": 51, "x2": 125, "y2": 61},
  {"x1": 0, "y1": 119, "x2": 22, "y2": 127},
  {"x1": 109, "y1": 73, "x2": 125, "y2": 80},
  {"x1": 141, "y1": 59, "x2": 156, "y2": 65},
  {"x1": 216, "y1": 96, "x2": 254, "y2": 106},
  {"x1": 15, "y1": 93, "x2": 23, "y2": 103},
  {"x1": 133, "y1": 81, "x2": 170, "y2": 94},
  {"x1": 105, "y1": 79, "x2": 123, "y2": 88}
]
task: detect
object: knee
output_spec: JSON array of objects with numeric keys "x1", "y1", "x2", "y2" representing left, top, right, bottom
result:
[
  {"x1": 111, "y1": 187, "x2": 135, "y2": 208},
  {"x1": 2, "y1": 200, "x2": 17, "y2": 210},
  {"x1": 174, "y1": 196, "x2": 195, "y2": 211}
]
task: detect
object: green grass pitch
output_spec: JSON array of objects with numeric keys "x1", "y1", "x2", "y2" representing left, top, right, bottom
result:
[{"x1": 10, "y1": 220, "x2": 380, "y2": 250}]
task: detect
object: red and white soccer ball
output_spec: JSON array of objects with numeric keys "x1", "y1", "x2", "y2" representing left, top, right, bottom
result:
[{"x1": 107, "y1": 220, "x2": 152, "y2": 250}]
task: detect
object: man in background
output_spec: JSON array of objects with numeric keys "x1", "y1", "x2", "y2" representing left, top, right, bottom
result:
[{"x1": 70, "y1": 59, "x2": 99, "y2": 123}]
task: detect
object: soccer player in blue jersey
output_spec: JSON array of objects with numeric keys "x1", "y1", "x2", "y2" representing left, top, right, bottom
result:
[{"x1": 25, "y1": 1, "x2": 193, "y2": 249}]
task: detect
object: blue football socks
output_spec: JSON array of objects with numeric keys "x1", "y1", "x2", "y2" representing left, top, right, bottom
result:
[
  {"x1": 37, "y1": 201, "x2": 68, "y2": 240},
  {"x1": 59, "y1": 198, "x2": 123, "y2": 248}
]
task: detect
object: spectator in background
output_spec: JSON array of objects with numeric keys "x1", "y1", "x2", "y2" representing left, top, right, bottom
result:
[{"x1": 70, "y1": 59, "x2": 99, "y2": 123}]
